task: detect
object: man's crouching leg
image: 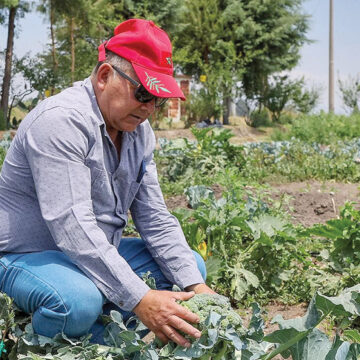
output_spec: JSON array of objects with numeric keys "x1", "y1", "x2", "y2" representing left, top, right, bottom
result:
[{"x1": 0, "y1": 251, "x2": 104, "y2": 338}]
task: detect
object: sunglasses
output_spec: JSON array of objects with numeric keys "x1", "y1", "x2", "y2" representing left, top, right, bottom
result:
[{"x1": 111, "y1": 65, "x2": 168, "y2": 108}]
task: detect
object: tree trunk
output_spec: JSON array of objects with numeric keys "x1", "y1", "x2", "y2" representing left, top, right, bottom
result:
[
  {"x1": 50, "y1": 0, "x2": 58, "y2": 95},
  {"x1": 222, "y1": 96, "x2": 231, "y2": 125},
  {"x1": 0, "y1": 6, "x2": 17, "y2": 130},
  {"x1": 70, "y1": 17, "x2": 75, "y2": 85}
]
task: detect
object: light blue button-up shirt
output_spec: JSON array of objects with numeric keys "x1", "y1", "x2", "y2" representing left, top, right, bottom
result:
[{"x1": 0, "y1": 78, "x2": 204, "y2": 310}]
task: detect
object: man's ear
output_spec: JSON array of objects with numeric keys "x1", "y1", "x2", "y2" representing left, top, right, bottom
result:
[{"x1": 96, "y1": 63, "x2": 112, "y2": 91}]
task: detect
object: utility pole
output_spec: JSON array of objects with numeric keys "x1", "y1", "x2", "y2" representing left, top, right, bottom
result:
[{"x1": 329, "y1": 0, "x2": 334, "y2": 112}]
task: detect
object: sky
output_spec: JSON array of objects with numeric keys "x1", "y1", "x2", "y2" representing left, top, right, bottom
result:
[{"x1": 1, "y1": 0, "x2": 360, "y2": 114}]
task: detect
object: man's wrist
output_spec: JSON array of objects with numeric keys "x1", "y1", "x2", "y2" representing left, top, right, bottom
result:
[{"x1": 185, "y1": 283, "x2": 205, "y2": 292}]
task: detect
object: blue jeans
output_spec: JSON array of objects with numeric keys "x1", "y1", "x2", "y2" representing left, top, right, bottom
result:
[{"x1": 0, "y1": 237, "x2": 206, "y2": 343}]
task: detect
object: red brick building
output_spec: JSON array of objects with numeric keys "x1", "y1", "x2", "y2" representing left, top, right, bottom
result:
[{"x1": 167, "y1": 75, "x2": 191, "y2": 122}]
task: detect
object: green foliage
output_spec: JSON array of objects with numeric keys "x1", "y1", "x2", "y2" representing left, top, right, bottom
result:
[
  {"x1": 158, "y1": 122, "x2": 360, "y2": 195},
  {"x1": 304, "y1": 203, "x2": 360, "y2": 293},
  {"x1": 338, "y1": 74, "x2": 360, "y2": 114},
  {"x1": 108, "y1": 0, "x2": 183, "y2": 34},
  {"x1": 248, "y1": 109, "x2": 271, "y2": 128},
  {"x1": 156, "y1": 127, "x2": 244, "y2": 185},
  {"x1": 263, "y1": 285, "x2": 360, "y2": 360},
  {"x1": 4, "y1": 288, "x2": 360, "y2": 359},
  {"x1": 271, "y1": 112, "x2": 360, "y2": 143},
  {"x1": 240, "y1": 0, "x2": 310, "y2": 103},
  {"x1": 242, "y1": 140, "x2": 360, "y2": 183},
  {"x1": 184, "y1": 88, "x2": 222, "y2": 126},
  {"x1": 0, "y1": 111, "x2": 6, "y2": 131},
  {"x1": 291, "y1": 83, "x2": 321, "y2": 114},
  {"x1": 0, "y1": 133, "x2": 9, "y2": 171},
  {"x1": 14, "y1": 55, "x2": 64, "y2": 94},
  {"x1": 262, "y1": 75, "x2": 304, "y2": 122},
  {"x1": 0, "y1": 147, "x2": 6, "y2": 171},
  {"x1": 173, "y1": 0, "x2": 309, "y2": 122},
  {"x1": 173, "y1": 183, "x2": 310, "y2": 305}
]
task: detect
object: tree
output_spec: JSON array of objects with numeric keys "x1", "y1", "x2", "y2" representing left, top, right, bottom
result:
[
  {"x1": 240, "y1": 0, "x2": 309, "y2": 104},
  {"x1": 0, "y1": 0, "x2": 29, "y2": 129},
  {"x1": 172, "y1": 0, "x2": 245, "y2": 124},
  {"x1": 172, "y1": 0, "x2": 309, "y2": 125},
  {"x1": 291, "y1": 82, "x2": 321, "y2": 114},
  {"x1": 338, "y1": 75, "x2": 360, "y2": 114},
  {"x1": 36, "y1": 0, "x2": 66, "y2": 95},
  {"x1": 262, "y1": 75, "x2": 301, "y2": 122}
]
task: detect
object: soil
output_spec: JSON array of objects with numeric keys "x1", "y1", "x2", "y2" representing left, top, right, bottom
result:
[
  {"x1": 165, "y1": 181, "x2": 360, "y2": 228},
  {"x1": 270, "y1": 181, "x2": 360, "y2": 227}
]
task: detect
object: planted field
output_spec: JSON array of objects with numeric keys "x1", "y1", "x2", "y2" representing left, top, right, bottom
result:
[{"x1": 2, "y1": 114, "x2": 360, "y2": 359}]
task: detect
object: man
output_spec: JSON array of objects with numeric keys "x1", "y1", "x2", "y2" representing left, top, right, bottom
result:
[{"x1": 0, "y1": 19, "x2": 214, "y2": 347}]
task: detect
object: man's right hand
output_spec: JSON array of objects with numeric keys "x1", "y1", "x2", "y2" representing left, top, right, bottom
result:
[{"x1": 133, "y1": 289, "x2": 201, "y2": 348}]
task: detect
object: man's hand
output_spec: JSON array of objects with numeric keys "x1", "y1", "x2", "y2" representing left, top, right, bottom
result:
[
  {"x1": 133, "y1": 289, "x2": 201, "y2": 348},
  {"x1": 185, "y1": 283, "x2": 216, "y2": 294}
]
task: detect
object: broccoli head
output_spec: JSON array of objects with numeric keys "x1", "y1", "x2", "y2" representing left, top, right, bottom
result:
[{"x1": 179, "y1": 293, "x2": 243, "y2": 332}]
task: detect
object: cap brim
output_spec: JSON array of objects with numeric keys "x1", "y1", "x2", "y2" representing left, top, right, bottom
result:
[{"x1": 132, "y1": 63, "x2": 186, "y2": 101}]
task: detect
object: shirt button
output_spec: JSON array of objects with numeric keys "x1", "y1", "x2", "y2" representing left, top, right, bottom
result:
[{"x1": 118, "y1": 301, "x2": 124, "y2": 307}]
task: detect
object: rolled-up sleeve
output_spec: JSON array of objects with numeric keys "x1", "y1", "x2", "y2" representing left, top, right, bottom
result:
[
  {"x1": 130, "y1": 155, "x2": 205, "y2": 289},
  {"x1": 24, "y1": 108, "x2": 150, "y2": 311}
]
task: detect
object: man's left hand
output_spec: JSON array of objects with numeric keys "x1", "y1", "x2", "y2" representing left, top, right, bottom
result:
[{"x1": 185, "y1": 283, "x2": 216, "y2": 294}]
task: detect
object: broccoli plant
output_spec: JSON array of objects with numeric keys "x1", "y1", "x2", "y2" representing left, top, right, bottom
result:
[{"x1": 174, "y1": 294, "x2": 246, "y2": 359}]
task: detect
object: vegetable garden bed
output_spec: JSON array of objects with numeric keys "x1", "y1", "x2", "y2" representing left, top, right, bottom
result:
[{"x1": 3, "y1": 117, "x2": 360, "y2": 359}]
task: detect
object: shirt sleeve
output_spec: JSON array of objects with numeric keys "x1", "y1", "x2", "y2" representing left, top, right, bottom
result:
[
  {"x1": 130, "y1": 154, "x2": 205, "y2": 289},
  {"x1": 23, "y1": 107, "x2": 150, "y2": 311}
]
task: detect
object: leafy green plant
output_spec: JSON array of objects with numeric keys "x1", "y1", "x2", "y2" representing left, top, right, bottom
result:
[
  {"x1": 4, "y1": 287, "x2": 360, "y2": 359},
  {"x1": 184, "y1": 88, "x2": 222, "y2": 126},
  {"x1": 271, "y1": 112, "x2": 360, "y2": 143},
  {"x1": 173, "y1": 184, "x2": 311, "y2": 305},
  {"x1": 156, "y1": 127, "x2": 244, "y2": 188},
  {"x1": 248, "y1": 109, "x2": 271, "y2": 128},
  {"x1": 305, "y1": 203, "x2": 360, "y2": 293},
  {"x1": 338, "y1": 74, "x2": 360, "y2": 114},
  {"x1": 261, "y1": 75, "x2": 303, "y2": 122},
  {"x1": 242, "y1": 140, "x2": 360, "y2": 183},
  {"x1": 0, "y1": 147, "x2": 6, "y2": 171}
]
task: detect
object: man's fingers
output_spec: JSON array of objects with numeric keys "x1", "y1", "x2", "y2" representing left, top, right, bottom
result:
[
  {"x1": 154, "y1": 330, "x2": 169, "y2": 345},
  {"x1": 162, "y1": 324, "x2": 191, "y2": 348},
  {"x1": 169, "y1": 314, "x2": 201, "y2": 339},
  {"x1": 174, "y1": 302, "x2": 200, "y2": 324}
]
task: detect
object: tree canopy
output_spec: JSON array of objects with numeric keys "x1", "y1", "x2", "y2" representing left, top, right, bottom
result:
[{"x1": 0, "y1": 0, "x2": 311, "y2": 128}]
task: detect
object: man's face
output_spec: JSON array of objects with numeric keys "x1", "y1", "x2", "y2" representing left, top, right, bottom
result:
[{"x1": 94, "y1": 63, "x2": 157, "y2": 134}]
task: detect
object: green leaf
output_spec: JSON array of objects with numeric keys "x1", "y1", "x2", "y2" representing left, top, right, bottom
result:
[
  {"x1": 246, "y1": 215, "x2": 287, "y2": 240},
  {"x1": 343, "y1": 329, "x2": 360, "y2": 343},
  {"x1": 315, "y1": 284, "x2": 360, "y2": 318},
  {"x1": 247, "y1": 303, "x2": 265, "y2": 342},
  {"x1": 205, "y1": 256, "x2": 222, "y2": 283}
]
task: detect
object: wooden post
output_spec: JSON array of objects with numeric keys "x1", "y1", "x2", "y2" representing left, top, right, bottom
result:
[{"x1": 329, "y1": 0, "x2": 334, "y2": 113}]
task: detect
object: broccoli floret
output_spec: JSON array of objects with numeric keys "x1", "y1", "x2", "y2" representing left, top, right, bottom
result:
[{"x1": 180, "y1": 294, "x2": 243, "y2": 332}]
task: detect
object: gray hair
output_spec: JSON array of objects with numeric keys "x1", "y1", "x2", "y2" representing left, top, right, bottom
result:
[{"x1": 91, "y1": 51, "x2": 133, "y2": 78}]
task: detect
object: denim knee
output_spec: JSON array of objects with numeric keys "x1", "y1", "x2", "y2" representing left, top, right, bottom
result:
[
  {"x1": 192, "y1": 251, "x2": 207, "y2": 281},
  {"x1": 32, "y1": 289, "x2": 104, "y2": 338}
]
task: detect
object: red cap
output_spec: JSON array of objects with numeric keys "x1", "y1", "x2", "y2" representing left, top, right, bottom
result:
[{"x1": 98, "y1": 19, "x2": 185, "y2": 100}]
